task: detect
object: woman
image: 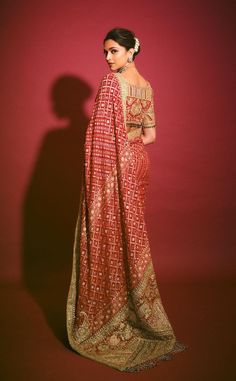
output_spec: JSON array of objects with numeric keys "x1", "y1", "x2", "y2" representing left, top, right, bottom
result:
[{"x1": 66, "y1": 28, "x2": 187, "y2": 372}]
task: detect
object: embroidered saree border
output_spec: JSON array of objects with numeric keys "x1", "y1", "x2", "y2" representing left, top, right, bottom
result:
[{"x1": 67, "y1": 260, "x2": 176, "y2": 371}]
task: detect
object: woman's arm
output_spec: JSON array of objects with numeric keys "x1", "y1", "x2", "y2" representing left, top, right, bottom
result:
[
  {"x1": 141, "y1": 127, "x2": 156, "y2": 145},
  {"x1": 141, "y1": 87, "x2": 156, "y2": 145}
]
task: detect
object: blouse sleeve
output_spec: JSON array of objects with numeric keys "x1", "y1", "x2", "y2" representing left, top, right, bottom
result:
[{"x1": 142, "y1": 88, "x2": 156, "y2": 128}]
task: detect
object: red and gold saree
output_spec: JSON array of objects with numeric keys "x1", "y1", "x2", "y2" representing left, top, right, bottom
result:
[{"x1": 66, "y1": 72, "x2": 187, "y2": 372}]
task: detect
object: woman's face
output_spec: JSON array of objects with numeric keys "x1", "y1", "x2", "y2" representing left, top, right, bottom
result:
[{"x1": 103, "y1": 39, "x2": 132, "y2": 71}]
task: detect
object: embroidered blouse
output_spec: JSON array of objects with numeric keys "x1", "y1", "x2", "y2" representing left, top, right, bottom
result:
[{"x1": 115, "y1": 73, "x2": 156, "y2": 141}]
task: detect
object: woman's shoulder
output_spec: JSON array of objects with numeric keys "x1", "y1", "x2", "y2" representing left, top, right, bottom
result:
[
  {"x1": 95, "y1": 73, "x2": 120, "y2": 99},
  {"x1": 136, "y1": 74, "x2": 151, "y2": 88},
  {"x1": 99, "y1": 72, "x2": 119, "y2": 86},
  {"x1": 136, "y1": 73, "x2": 154, "y2": 91}
]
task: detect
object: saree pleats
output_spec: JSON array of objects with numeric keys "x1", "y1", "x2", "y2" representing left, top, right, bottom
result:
[{"x1": 66, "y1": 73, "x2": 187, "y2": 371}]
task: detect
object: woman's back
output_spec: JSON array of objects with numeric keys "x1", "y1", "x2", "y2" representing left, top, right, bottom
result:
[{"x1": 119, "y1": 71, "x2": 150, "y2": 88}]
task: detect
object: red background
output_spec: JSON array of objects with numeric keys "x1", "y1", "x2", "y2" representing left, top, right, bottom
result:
[{"x1": 1, "y1": 0, "x2": 235, "y2": 285}]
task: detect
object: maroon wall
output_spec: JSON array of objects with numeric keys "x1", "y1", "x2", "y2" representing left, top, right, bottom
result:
[{"x1": 1, "y1": 0, "x2": 235, "y2": 283}]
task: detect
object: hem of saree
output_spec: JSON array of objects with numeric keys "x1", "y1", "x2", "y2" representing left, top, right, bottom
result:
[
  {"x1": 122, "y1": 339, "x2": 188, "y2": 372},
  {"x1": 67, "y1": 258, "x2": 187, "y2": 372},
  {"x1": 67, "y1": 336, "x2": 188, "y2": 373}
]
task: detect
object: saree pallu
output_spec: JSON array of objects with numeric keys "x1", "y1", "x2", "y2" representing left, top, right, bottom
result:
[{"x1": 66, "y1": 73, "x2": 187, "y2": 372}]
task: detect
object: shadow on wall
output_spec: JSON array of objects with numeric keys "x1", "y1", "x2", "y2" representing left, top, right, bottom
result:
[{"x1": 22, "y1": 75, "x2": 92, "y2": 346}]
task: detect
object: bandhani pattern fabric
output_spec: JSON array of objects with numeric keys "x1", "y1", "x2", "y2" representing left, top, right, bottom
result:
[{"x1": 66, "y1": 72, "x2": 187, "y2": 372}]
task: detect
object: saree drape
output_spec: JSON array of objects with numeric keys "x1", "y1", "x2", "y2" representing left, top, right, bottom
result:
[{"x1": 66, "y1": 72, "x2": 187, "y2": 372}]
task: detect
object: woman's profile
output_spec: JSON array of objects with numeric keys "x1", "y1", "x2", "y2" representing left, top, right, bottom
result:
[{"x1": 66, "y1": 27, "x2": 187, "y2": 372}]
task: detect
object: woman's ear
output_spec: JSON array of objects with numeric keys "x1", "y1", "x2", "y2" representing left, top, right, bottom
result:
[{"x1": 129, "y1": 48, "x2": 135, "y2": 56}]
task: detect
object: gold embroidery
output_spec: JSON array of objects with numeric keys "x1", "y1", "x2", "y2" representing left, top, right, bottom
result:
[
  {"x1": 127, "y1": 129, "x2": 142, "y2": 140},
  {"x1": 115, "y1": 73, "x2": 156, "y2": 137},
  {"x1": 67, "y1": 262, "x2": 179, "y2": 371}
]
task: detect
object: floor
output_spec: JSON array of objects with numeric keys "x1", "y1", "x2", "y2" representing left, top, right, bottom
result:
[{"x1": 0, "y1": 276, "x2": 235, "y2": 381}]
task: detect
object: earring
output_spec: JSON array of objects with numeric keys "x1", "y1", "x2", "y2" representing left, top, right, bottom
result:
[{"x1": 127, "y1": 55, "x2": 133, "y2": 63}]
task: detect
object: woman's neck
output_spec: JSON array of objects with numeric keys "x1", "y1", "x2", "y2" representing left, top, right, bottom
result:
[{"x1": 117, "y1": 61, "x2": 136, "y2": 73}]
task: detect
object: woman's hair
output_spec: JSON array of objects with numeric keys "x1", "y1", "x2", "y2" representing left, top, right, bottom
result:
[{"x1": 103, "y1": 28, "x2": 140, "y2": 60}]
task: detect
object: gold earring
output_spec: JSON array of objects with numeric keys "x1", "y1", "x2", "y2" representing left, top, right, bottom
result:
[{"x1": 127, "y1": 55, "x2": 133, "y2": 63}]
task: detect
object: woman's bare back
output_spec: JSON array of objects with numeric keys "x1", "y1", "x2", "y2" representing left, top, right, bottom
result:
[{"x1": 120, "y1": 70, "x2": 149, "y2": 88}]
